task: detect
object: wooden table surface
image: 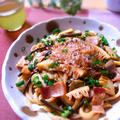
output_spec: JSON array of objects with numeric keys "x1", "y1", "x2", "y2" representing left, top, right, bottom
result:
[{"x1": 25, "y1": 0, "x2": 107, "y2": 10}]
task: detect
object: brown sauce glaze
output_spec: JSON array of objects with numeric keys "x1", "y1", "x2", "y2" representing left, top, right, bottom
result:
[
  {"x1": 21, "y1": 106, "x2": 38, "y2": 117},
  {"x1": 99, "y1": 25, "x2": 104, "y2": 31},
  {"x1": 46, "y1": 20, "x2": 59, "y2": 33},
  {"x1": 9, "y1": 67, "x2": 12, "y2": 71},
  {"x1": 25, "y1": 35, "x2": 34, "y2": 44},
  {"x1": 14, "y1": 53, "x2": 18, "y2": 57},
  {"x1": 116, "y1": 39, "x2": 120, "y2": 46}
]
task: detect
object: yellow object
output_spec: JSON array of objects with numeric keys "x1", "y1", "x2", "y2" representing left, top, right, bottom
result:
[
  {"x1": 0, "y1": 1, "x2": 26, "y2": 31},
  {"x1": 59, "y1": 28, "x2": 74, "y2": 35},
  {"x1": 114, "y1": 61, "x2": 120, "y2": 66}
]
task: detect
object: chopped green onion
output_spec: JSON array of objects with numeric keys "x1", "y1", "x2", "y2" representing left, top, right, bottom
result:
[
  {"x1": 81, "y1": 36, "x2": 86, "y2": 41},
  {"x1": 27, "y1": 55, "x2": 33, "y2": 61},
  {"x1": 103, "y1": 59, "x2": 108, "y2": 64},
  {"x1": 63, "y1": 106, "x2": 68, "y2": 110},
  {"x1": 28, "y1": 64, "x2": 35, "y2": 71},
  {"x1": 49, "y1": 61, "x2": 60, "y2": 68},
  {"x1": 44, "y1": 79, "x2": 49, "y2": 84},
  {"x1": 51, "y1": 111, "x2": 57, "y2": 115},
  {"x1": 90, "y1": 56, "x2": 94, "y2": 60},
  {"x1": 85, "y1": 32, "x2": 90, "y2": 37},
  {"x1": 93, "y1": 60, "x2": 101, "y2": 64},
  {"x1": 56, "y1": 38, "x2": 66, "y2": 43},
  {"x1": 16, "y1": 80, "x2": 24, "y2": 87},
  {"x1": 42, "y1": 74, "x2": 54, "y2": 86},
  {"x1": 61, "y1": 110, "x2": 69, "y2": 117},
  {"x1": 47, "y1": 80, "x2": 55, "y2": 86},
  {"x1": 43, "y1": 35, "x2": 48, "y2": 39},
  {"x1": 32, "y1": 76, "x2": 39, "y2": 84},
  {"x1": 49, "y1": 40, "x2": 53, "y2": 46},
  {"x1": 109, "y1": 73, "x2": 115, "y2": 79},
  {"x1": 62, "y1": 49, "x2": 68, "y2": 53},
  {"x1": 112, "y1": 47, "x2": 116, "y2": 51},
  {"x1": 36, "y1": 38, "x2": 40, "y2": 44},
  {"x1": 34, "y1": 59, "x2": 38, "y2": 65},
  {"x1": 32, "y1": 76, "x2": 43, "y2": 88},
  {"x1": 83, "y1": 100, "x2": 89, "y2": 106},
  {"x1": 42, "y1": 39, "x2": 53, "y2": 46},
  {"x1": 99, "y1": 34, "x2": 109, "y2": 46},
  {"x1": 87, "y1": 77, "x2": 100, "y2": 87},
  {"x1": 115, "y1": 53, "x2": 120, "y2": 58},
  {"x1": 52, "y1": 28, "x2": 61, "y2": 34},
  {"x1": 99, "y1": 34, "x2": 104, "y2": 38},
  {"x1": 85, "y1": 30, "x2": 89, "y2": 32},
  {"x1": 101, "y1": 70, "x2": 109, "y2": 74},
  {"x1": 103, "y1": 84, "x2": 110, "y2": 88},
  {"x1": 42, "y1": 74, "x2": 49, "y2": 80}
]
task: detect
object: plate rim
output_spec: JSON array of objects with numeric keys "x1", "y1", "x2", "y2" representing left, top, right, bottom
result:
[{"x1": 2, "y1": 16, "x2": 120, "y2": 120}]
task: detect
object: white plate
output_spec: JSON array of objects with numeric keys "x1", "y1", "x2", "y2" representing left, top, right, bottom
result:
[{"x1": 2, "y1": 16, "x2": 120, "y2": 120}]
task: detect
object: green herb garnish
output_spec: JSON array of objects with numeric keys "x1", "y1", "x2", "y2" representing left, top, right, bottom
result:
[
  {"x1": 85, "y1": 31, "x2": 90, "y2": 37},
  {"x1": 115, "y1": 53, "x2": 120, "y2": 58},
  {"x1": 112, "y1": 47, "x2": 116, "y2": 51},
  {"x1": 99, "y1": 34, "x2": 109, "y2": 46},
  {"x1": 28, "y1": 64, "x2": 35, "y2": 71},
  {"x1": 93, "y1": 60, "x2": 101, "y2": 64},
  {"x1": 32, "y1": 76, "x2": 43, "y2": 88},
  {"x1": 87, "y1": 77, "x2": 100, "y2": 87},
  {"x1": 34, "y1": 59, "x2": 38, "y2": 65},
  {"x1": 109, "y1": 73, "x2": 115, "y2": 79},
  {"x1": 103, "y1": 84, "x2": 109, "y2": 88},
  {"x1": 61, "y1": 110, "x2": 69, "y2": 117},
  {"x1": 103, "y1": 59, "x2": 108, "y2": 64},
  {"x1": 85, "y1": 30, "x2": 89, "y2": 32},
  {"x1": 16, "y1": 80, "x2": 24, "y2": 87},
  {"x1": 90, "y1": 56, "x2": 94, "y2": 60},
  {"x1": 47, "y1": 80, "x2": 55, "y2": 86},
  {"x1": 51, "y1": 111, "x2": 57, "y2": 115},
  {"x1": 52, "y1": 28, "x2": 61, "y2": 34},
  {"x1": 81, "y1": 36, "x2": 86, "y2": 41},
  {"x1": 101, "y1": 70, "x2": 109, "y2": 74},
  {"x1": 56, "y1": 38, "x2": 66, "y2": 43},
  {"x1": 83, "y1": 100, "x2": 89, "y2": 106},
  {"x1": 36, "y1": 38, "x2": 40, "y2": 44},
  {"x1": 49, "y1": 61, "x2": 60, "y2": 68},
  {"x1": 62, "y1": 49, "x2": 68, "y2": 53},
  {"x1": 63, "y1": 105, "x2": 72, "y2": 111},
  {"x1": 42, "y1": 74, "x2": 54, "y2": 86},
  {"x1": 42, "y1": 39, "x2": 53, "y2": 46},
  {"x1": 43, "y1": 35, "x2": 48, "y2": 39},
  {"x1": 27, "y1": 55, "x2": 33, "y2": 61},
  {"x1": 42, "y1": 74, "x2": 49, "y2": 80}
]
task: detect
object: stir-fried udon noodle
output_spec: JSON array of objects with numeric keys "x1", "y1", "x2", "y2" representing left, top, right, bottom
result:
[{"x1": 16, "y1": 28, "x2": 120, "y2": 120}]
